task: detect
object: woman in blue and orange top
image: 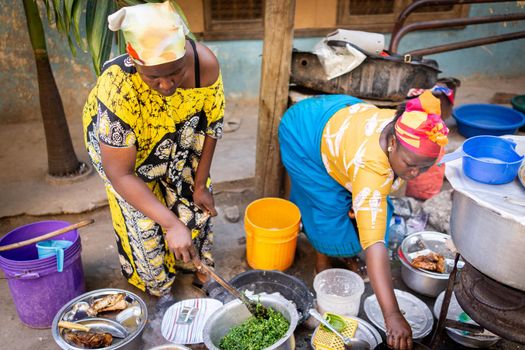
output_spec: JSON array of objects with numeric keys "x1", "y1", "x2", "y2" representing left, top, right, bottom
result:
[{"x1": 279, "y1": 86, "x2": 454, "y2": 350}]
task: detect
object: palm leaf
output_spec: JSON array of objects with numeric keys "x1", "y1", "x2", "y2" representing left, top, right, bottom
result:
[
  {"x1": 71, "y1": 0, "x2": 87, "y2": 51},
  {"x1": 52, "y1": 0, "x2": 65, "y2": 32},
  {"x1": 117, "y1": 30, "x2": 126, "y2": 55},
  {"x1": 63, "y1": 0, "x2": 75, "y2": 33},
  {"x1": 117, "y1": 0, "x2": 145, "y2": 6},
  {"x1": 86, "y1": 0, "x2": 116, "y2": 75},
  {"x1": 42, "y1": 0, "x2": 54, "y2": 27}
]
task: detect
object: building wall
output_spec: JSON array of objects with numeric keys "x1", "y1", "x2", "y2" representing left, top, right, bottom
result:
[
  {"x1": 209, "y1": 1, "x2": 525, "y2": 99},
  {"x1": 1, "y1": 1, "x2": 524, "y2": 124}
]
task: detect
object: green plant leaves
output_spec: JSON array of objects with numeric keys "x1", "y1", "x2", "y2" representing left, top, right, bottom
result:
[{"x1": 86, "y1": 0, "x2": 116, "y2": 75}]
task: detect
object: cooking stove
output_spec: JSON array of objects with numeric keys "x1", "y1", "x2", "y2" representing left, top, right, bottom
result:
[{"x1": 455, "y1": 261, "x2": 525, "y2": 344}]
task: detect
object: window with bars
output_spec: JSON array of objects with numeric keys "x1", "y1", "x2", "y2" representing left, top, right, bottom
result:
[
  {"x1": 337, "y1": 0, "x2": 468, "y2": 32},
  {"x1": 203, "y1": 0, "x2": 264, "y2": 38}
]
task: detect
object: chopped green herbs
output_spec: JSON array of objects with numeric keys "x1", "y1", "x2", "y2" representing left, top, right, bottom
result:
[{"x1": 219, "y1": 307, "x2": 289, "y2": 350}]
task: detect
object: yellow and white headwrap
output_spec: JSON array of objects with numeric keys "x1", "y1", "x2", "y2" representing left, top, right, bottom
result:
[{"x1": 108, "y1": 1, "x2": 188, "y2": 66}]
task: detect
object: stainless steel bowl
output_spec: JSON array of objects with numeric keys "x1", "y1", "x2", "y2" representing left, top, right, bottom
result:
[
  {"x1": 399, "y1": 232, "x2": 454, "y2": 297},
  {"x1": 433, "y1": 291, "x2": 500, "y2": 348},
  {"x1": 203, "y1": 294, "x2": 299, "y2": 350},
  {"x1": 52, "y1": 288, "x2": 148, "y2": 350}
]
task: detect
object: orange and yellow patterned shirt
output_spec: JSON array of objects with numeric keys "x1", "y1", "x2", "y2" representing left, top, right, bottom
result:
[{"x1": 320, "y1": 103, "x2": 403, "y2": 249}]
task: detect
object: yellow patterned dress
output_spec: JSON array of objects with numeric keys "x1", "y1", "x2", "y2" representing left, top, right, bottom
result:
[{"x1": 82, "y1": 54, "x2": 224, "y2": 296}]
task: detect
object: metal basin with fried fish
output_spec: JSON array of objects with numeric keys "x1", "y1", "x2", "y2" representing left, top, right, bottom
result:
[{"x1": 52, "y1": 288, "x2": 148, "y2": 350}]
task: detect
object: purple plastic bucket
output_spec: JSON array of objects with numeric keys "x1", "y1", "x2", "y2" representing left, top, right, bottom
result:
[{"x1": 0, "y1": 221, "x2": 86, "y2": 328}]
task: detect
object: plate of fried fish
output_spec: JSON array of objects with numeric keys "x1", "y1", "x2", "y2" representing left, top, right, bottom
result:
[{"x1": 52, "y1": 288, "x2": 147, "y2": 349}]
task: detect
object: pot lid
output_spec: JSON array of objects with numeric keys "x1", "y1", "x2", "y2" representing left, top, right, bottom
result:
[{"x1": 364, "y1": 289, "x2": 433, "y2": 339}]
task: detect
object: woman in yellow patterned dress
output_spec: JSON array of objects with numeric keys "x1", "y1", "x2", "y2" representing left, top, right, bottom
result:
[
  {"x1": 279, "y1": 86, "x2": 454, "y2": 350},
  {"x1": 82, "y1": 2, "x2": 224, "y2": 296}
]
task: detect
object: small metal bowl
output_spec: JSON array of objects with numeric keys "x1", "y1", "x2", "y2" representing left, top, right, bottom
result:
[
  {"x1": 399, "y1": 232, "x2": 456, "y2": 297},
  {"x1": 52, "y1": 288, "x2": 148, "y2": 350}
]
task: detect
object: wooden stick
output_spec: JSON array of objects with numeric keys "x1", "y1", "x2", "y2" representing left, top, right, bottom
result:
[
  {"x1": 198, "y1": 263, "x2": 261, "y2": 316},
  {"x1": 0, "y1": 219, "x2": 94, "y2": 252},
  {"x1": 58, "y1": 321, "x2": 90, "y2": 332}
]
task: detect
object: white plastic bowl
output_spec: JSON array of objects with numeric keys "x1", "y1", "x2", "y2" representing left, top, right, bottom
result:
[{"x1": 313, "y1": 268, "x2": 365, "y2": 316}]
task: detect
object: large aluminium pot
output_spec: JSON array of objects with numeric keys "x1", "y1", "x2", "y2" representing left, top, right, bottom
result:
[
  {"x1": 203, "y1": 294, "x2": 299, "y2": 350},
  {"x1": 450, "y1": 190, "x2": 525, "y2": 291}
]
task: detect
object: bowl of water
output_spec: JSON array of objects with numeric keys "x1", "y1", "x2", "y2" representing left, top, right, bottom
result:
[
  {"x1": 439, "y1": 136, "x2": 524, "y2": 185},
  {"x1": 313, "y1": 268, "x2": 365, "y2": 317}
]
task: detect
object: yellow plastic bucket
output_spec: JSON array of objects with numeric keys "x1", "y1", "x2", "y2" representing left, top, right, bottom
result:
[{"x1": 244, "y1": 197, "x2": 301, "y2": 271}]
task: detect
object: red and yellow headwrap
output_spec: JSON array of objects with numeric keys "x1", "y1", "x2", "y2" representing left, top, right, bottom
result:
[{"x1": 394, "y1": 87, "x2": 453, "y2": 158}]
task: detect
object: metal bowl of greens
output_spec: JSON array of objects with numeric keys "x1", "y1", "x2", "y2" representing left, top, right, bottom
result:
[{"x1": 203, "y1": 294, "x2": 299, "y2": 350}]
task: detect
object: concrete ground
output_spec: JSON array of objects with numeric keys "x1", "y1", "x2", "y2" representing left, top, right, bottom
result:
[{"x1": 1, "y1": 75, "x2": 525, "y2": 349}]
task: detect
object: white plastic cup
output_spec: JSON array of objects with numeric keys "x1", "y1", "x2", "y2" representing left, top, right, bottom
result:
[{"x1": 313, "y1": 268, "x2": 365, "y2": 317}]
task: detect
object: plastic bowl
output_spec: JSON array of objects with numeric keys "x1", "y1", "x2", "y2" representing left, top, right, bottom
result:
[
  {"x1": 313, "y1": 268, "x2": 364, "y2": 317},
  {"x1": 453, "y1": 104, "x2": 525, "y2": 138},
  {"x1": 440, "y1": 135, "x2": 524, "y2": 184},
  {"x1": 511, "y1": 95, "x2": 525, "y2": 132},
  {"x1": 511, "y1": 94, "x2": 525, "y2": 114}
]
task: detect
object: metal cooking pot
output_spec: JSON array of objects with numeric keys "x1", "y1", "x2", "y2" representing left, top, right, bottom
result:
[
  {"x1": 398, "y1": 232, "x2": 455, "y2": 297},
  {"x1": 399, "y1": 247, "x2": 449, "y2": 297},
  {"x1": 203, "y1": 294, "x2": 299, "y2": 350},
  {"x1": 450, "y1": 190, "x2": 525, "y2": 291}
]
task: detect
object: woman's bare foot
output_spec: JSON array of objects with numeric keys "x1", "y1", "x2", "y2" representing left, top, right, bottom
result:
[{"x1": 315, "y1": 252, "x2": 332, "y2": 274}]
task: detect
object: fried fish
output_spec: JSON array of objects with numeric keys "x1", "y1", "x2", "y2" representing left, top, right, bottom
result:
[
  {"x1": 411, "y1": 252, "x2": 446, "y2": 273},
  {"x1": 90, "y1": 293, "x2": 127, "y2": 314},
  {"x1": 64, "y1": 331, "x2": 113, "y2": 348}
]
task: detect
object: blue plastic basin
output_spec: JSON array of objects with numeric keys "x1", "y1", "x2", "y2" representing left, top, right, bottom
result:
[{"x1": 453, "y1": 104, "x2": 525, "y2": 138}]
